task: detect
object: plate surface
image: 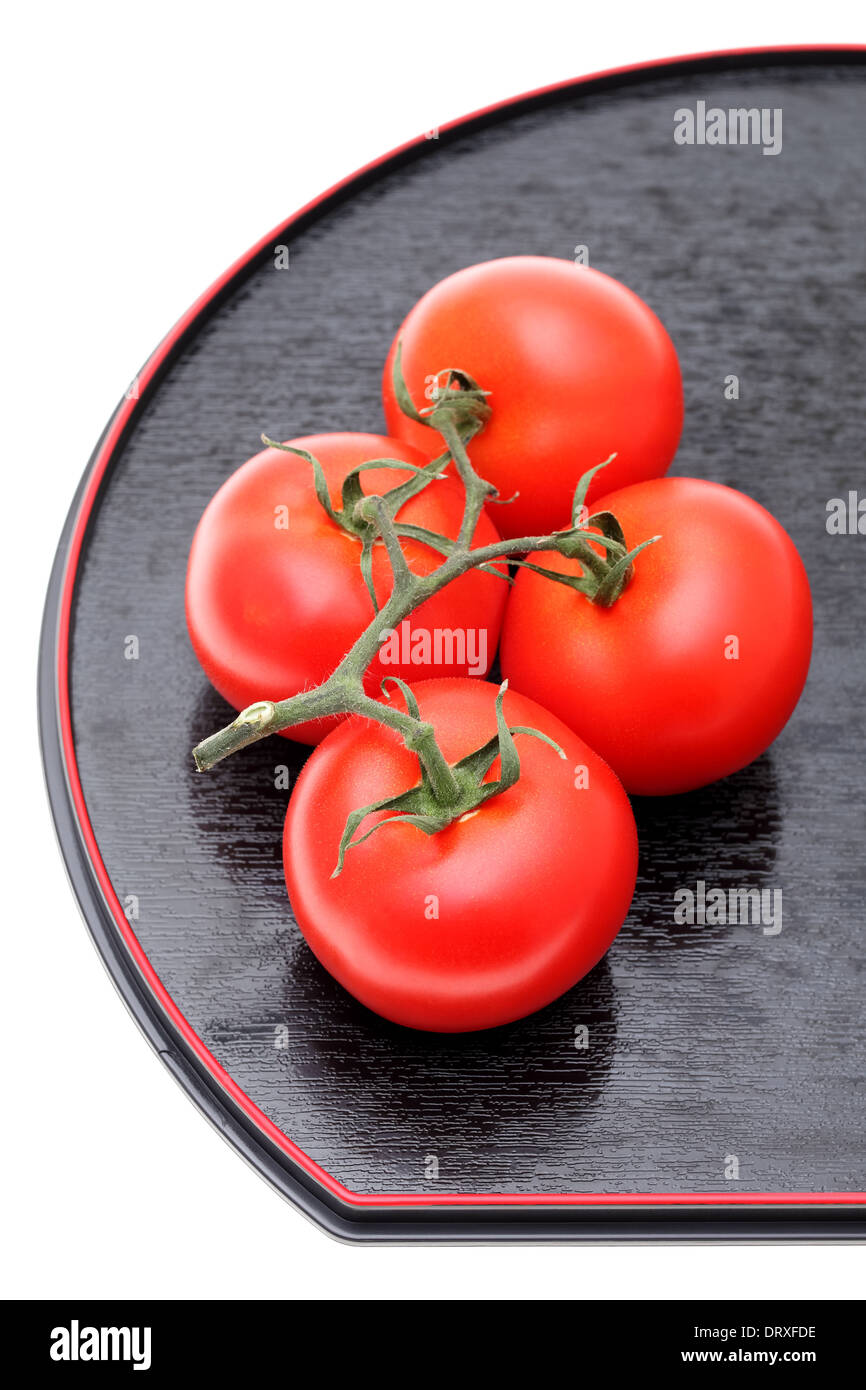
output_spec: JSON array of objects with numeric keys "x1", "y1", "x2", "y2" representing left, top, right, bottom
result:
[{"x1": 41, "y1": 48, "x2": 866, "y2": 1240}]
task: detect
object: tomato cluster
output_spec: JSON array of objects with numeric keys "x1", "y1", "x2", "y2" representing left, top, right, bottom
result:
[{"x1": 187, "y1": 256, "x2": 812, "y2": 1033}]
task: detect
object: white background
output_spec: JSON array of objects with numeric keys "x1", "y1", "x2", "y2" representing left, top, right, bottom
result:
[{"x1": 3, "y1": 1, "x2": 864, "y2": 1300}]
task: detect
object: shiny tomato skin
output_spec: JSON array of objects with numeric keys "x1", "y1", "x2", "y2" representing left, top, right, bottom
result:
[
  {"x1": 283, "y1": 678, "x2": 637, "y2": 1032},
  {"x1": 186, "y1": 434, "x2": 507, "y2": 743},
  {"x1": 500, "y1": 478, "x2": 813, "y2": 795},
  {"x1": 382, "y1": 256, "x2": 683, "y2": 539}
]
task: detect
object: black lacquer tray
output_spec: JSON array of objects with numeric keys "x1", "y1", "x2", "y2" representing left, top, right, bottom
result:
[{"x1": 40, "y1": 47, "x2": 866, "y2": 1241}]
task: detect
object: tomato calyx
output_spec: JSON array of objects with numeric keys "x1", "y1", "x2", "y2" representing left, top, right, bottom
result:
[
  {"x1": 389, "y1": 346, "x2": 661, "y2": 609},
  {"x1": 390, "y1": 344, "x2": 492, "y2": 437},
  {"x1": 509, "y1": 454, "x2": 661, "y2": 608},
  {"x1": 260, "y1": 434, "x2": 452, "y2": 611},
  {"x1": 332, "y1": 679, "x2": 565, "y2": 876}
]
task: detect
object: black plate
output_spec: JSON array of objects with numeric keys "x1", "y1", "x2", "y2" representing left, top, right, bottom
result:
[{"x1": 40, "y1": 47, "x2": 866, "y2": 1242}]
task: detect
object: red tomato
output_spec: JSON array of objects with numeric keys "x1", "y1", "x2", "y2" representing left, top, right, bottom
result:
[
  {"x1": 500, "y1": 478, "x2": 813, "y2": 795},
  {"x1": 284, "y1": 678, "x2": 637, "y2": 1032},
  {"x1": 382, "y1": 256, "x2": 683, "y2": 539},
  {"x1": 186, "y1": 434, "x2": 507, "y2": 743}
]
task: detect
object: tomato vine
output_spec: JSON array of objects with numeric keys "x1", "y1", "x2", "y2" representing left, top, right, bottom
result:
[{"x1": 191, "y1": 349, "x2": 658, "y2": 870}]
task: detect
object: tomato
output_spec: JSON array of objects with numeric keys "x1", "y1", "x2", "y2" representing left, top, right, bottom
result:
[
  {"x1": 186, "y1": 434, "x2": 507, "y2": 743},
  {"x1": 500, "y1": 478, "x2": 813, "y2": 795},
  {"x1": 283, "y1": 678, "x2": 637, "y2": 1032},
  {"x1": 382, "y1": 256, "x2": 683, "y2": 539}
]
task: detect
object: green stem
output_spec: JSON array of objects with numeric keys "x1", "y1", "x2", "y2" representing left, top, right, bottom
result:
[
  {"x1": 432, "y1": 413, "x2": 495, "y2": 550},
  {"x1": 192, "y1": 680, "x2": 350, "y2": 771}
]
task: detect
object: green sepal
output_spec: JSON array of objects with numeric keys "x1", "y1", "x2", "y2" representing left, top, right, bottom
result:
[
  {"x1": 390, "y1": 341, "x2": 427, "y2": 424},
  {"x1": 509, "y1": 558, "x2": 597, "y2": 598},
  {"x1": 332, "y1": 682, "x2": 565, "y2": 875},
  {"x1": 571, "y1": 453, "x2": 617, "y2": 526},
  {"x1": 382, "y1": 450, "x2": 451, "y2": 514},
  {"x1": 556, "y1": 530, "x2": 625, "y2": 560},
  {"x1": 392, "y1": 523, "x2": 456, "y2": 558},
  {"x1": 584, "y1": 509, "x2": 627, "y2": 550},
  {"x1": 339, "y1": 456, "x2": 446, "y2": 520},
  {"x1": 262, "y1": 436, "x2": 449, "y2": 545},
  {"x1": 261, "y1": 437, "x2": 339, "y2": 526},
  {"x1": 592, "y1": 534, "x2": 661, "y2": 607},
  {"x1": 358, "y1": 536, "x2": 378, "y2": 612},
  {"x1": 380, "y1": 676, "x2": 421, "y2": 721},
  {"x1": 331, "y1": 778, "x2": 452, "y2": 878}
]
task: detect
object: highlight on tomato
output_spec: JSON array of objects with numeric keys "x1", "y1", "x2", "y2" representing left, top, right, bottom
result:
[
  {"x1": 500, "y1": 477, "x2": 813, "y2": 796},
  {"x1": 382, "y1": 255, "x2": 684, "y2": 539},
  {"x1": 283, "y1": 678, "x2": 638, "y2": 1032},
  {"x1": 186, "y1": 433, "x2": 507, "y2": 744}
]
